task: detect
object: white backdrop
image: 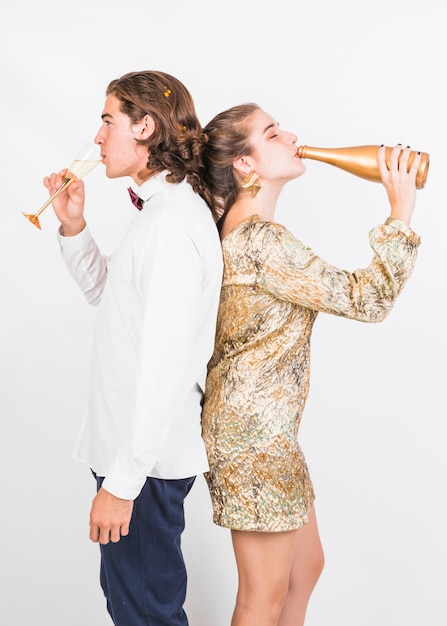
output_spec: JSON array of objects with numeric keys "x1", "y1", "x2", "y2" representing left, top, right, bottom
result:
[{"x1": 1, "y1": 1, "x2": 446, "y2": 625}]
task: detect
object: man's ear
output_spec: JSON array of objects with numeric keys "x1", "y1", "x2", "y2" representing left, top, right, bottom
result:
[
  {"x1": 233, "y1": 155, "x2": 253, "y2": 177},
  {"x1": 133, "y1": 114, "x2": 156, "y2": 139}
]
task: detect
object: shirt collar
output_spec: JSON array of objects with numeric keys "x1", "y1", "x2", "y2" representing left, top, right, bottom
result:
[{"x1": 129, "y1": 170, "x2": 173, "y2": 206}]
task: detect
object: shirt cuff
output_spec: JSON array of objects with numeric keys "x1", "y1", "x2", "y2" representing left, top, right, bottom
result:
[
  {"x1": 101, "y1": 473, "x2": 148, "y2": 501},
  {"x1": 57, "y1": 223, "x2": 92, "y2": 253},
  {"x1": 384, "y1": 217, "x2": 421, "y2": 247}
]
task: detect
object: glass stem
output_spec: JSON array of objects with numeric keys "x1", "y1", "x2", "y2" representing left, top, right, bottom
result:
[{"x1": 35, "y1": 177, "x2": 72, "y2": 218}]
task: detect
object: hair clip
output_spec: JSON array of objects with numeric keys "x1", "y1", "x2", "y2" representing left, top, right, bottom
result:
[{"x1": 164, "y1": 88, "x2": 171, "y2": 98}]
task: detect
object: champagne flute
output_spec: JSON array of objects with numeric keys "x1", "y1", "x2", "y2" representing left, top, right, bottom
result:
[{"x1": 23, "y1": 142, "x2": 102, "y2": 230}]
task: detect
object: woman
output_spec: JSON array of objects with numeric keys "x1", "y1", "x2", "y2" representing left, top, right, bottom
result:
[{"x1": 198, "y1": 103, "x2": 421, "y2": 626}]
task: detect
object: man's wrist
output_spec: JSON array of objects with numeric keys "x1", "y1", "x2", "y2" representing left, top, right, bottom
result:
[{"x1": 60, "y1": 218, "x2": 86, "y2": 237}]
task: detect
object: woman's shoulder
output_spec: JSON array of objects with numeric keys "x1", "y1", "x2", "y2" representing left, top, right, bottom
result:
[{"x1": 224, "y1": 214, "x2": 290, "y2": 243}]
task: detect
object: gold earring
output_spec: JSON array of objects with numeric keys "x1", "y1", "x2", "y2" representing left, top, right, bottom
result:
[{"x1": 241, "y1": 170, "x2": 261, "y2": 197}]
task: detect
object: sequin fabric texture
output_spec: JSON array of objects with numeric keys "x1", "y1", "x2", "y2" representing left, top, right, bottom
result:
[{"x1": 202, "y1": 215, "x2": 419, "y2": 532}]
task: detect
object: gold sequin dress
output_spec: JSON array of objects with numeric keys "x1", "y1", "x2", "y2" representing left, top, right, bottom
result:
[{"x1": 202, "y1": 215, "x2": 420, "y2": 532}]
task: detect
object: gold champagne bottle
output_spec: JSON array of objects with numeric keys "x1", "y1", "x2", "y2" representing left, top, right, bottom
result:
[{"x1": 297, "y1": 144, "x2": 430, "y2": 189}]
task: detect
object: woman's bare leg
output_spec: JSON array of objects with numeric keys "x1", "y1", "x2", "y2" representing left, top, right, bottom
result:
[
  {"x1": 277, "y1": 507, "x2": 324, "y2": 626},
  {"x1": 230, "y1": 527, "x2": 300, "y2": 626},
  {"x1": 230, "y1": 507, "x2": 323, "y2": 626}
]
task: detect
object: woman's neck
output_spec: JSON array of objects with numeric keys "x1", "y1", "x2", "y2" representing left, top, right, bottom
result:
[{"x1": 219, "y1": 197, "x2": 276, "y2": 240}]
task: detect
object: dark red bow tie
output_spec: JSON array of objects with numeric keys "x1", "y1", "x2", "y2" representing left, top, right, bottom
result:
[{"x1": 128, "y1": 187, "x2": 144, "y2": 210}]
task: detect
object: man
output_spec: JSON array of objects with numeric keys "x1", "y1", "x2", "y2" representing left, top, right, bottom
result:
[{"x1": 44, "y1": 71, "x2": 223, "y2": 625}]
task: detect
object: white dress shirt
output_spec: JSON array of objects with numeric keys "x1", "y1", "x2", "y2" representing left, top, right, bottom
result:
[{"x1": 57, "y1": 172, "x2": 223, "y2": 500}]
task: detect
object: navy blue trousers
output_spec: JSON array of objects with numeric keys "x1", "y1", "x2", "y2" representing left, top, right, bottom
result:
[{"x1": 94, "y1": 473, "x2": 196, "y2": 626}]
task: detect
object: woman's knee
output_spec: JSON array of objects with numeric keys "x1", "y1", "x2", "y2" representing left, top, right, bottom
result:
[
  {"x1": 289, "y1": 534, "x2": 325, "y2": 594},
  {"x1": 313, "y1": 544, "x2": 325, "y2": 584},
  {"x1": 235, "y1": 579, "x2": 290, "y2": 624},
  {"x1": 303, "y1": 543, "x2": 325, "y2": 591}
]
